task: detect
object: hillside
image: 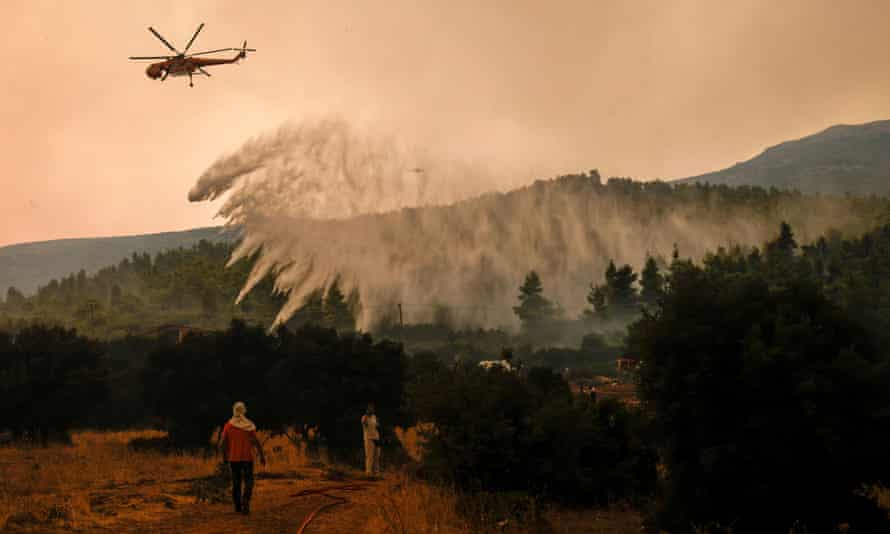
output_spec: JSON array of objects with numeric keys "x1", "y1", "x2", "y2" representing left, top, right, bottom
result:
[
  {"x1": 0, "y1": 226, "x2": 236, "y2": 295},
  {"x1": 678, "y1": 119, "x2": 890, "y2": 195},
  {"x1": 2, "y1": 175, "x2": 889, "y2": 339}
]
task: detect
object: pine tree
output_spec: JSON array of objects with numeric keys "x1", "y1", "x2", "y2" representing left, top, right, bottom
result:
[
  {"x1": 513, "y1": 271, "x2": 556, "y2": 333},
  {"x1": 766, "y1": 221, "x2": 798, "y2": 259},
  {"x1": 582, "y1": 283, "x2": 608, "y2": 322},
  {"x1": 639, "y1": 256, "x2": 663, "y2": 304},
  {"x1": 605, "y1": 260, "x2": 638, "y2": 312}
]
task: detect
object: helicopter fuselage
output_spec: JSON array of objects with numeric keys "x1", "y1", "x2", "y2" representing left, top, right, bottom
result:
[{"x1": 145, "y1": 52, "x2": 244, "y2": 80}]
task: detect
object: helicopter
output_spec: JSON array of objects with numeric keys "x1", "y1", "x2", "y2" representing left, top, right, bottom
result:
[{"x1": 129, "y1": 24, "x2": 256, "y2": 87}]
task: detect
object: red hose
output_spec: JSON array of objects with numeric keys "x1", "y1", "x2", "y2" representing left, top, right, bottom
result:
[{"x1": 292, "y1": 483, "x2": 373, "y2": 534}]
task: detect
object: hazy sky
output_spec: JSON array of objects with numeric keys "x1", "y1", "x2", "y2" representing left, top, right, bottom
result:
[{"x1": 2, "y1": 0, "x2": 889, "y2": 246}]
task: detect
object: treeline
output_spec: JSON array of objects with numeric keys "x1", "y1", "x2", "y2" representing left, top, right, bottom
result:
[
  {"x1": 3, "y1": 176, "x2": 890, "y2": 341},
  {"x1": 0, "y1": 241, "x2": 282, "y2": 338},
  {"x1": 0, "y1": 240, "x2": 362, "y2": 341}
]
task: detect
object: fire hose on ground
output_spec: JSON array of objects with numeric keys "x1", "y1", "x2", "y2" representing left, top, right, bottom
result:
[{"x1": 291, "y1": 483, "x2": 373, "y2": 534}]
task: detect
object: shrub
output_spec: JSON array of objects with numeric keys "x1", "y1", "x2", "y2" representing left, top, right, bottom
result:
[
  {"x1": 630, "y1": 264, "x2": 890, "y2": 532},
  {"x1": 411, "y1": 363, "x2": 656, "y2": 504},
  {"x1": 142, "y1": 320, "x2": 409, "y2": 462},
  {"x1": 0, "y1": 325, "x2": 106, "y2": 445}
]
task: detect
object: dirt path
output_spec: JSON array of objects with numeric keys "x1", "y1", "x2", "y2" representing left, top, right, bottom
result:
[{"x1": 9, "y1": 469, "x2": 383, "y2": 534}]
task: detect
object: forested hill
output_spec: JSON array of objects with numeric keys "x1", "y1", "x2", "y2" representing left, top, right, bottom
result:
[
  {"x1": 0, "y1": 226, "x2": 237, "y2": 295},
  {"x1": 677, "y1": 119, "x2": 890, "y2": 196},
  {"x1": 2, "y1": 176, "x2": 889, "y2": 340}
]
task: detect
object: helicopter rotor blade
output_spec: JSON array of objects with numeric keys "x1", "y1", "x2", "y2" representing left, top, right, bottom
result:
[
  {"x1": 183, "y1": 23, "x2": 204, "y2": 54},
  {"x1": 129, "y1": 56, "x2": 173, "y2": 60},
  {"x1": 148, "y1": 27, "x2": 181, "y2": 55},
  {"x1": 184, "y1": 48, "x2": 235, "y2": 57}
]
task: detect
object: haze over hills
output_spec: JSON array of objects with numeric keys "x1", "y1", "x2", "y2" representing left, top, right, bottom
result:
[
  {"x1": 677, "y1": 120, "x2": 890, "y2": 195},
  {"x1": 4, "y1": 120, "x2": 890, "y2": 298},
  {"x1": 0, "y1": 227, "x2": 236, "y2": 295}
]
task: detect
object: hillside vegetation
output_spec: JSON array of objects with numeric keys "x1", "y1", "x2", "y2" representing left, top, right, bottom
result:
[
  {"x1": 2, "y1": 177, "x2": 889, "y2": 344},
  {"x1": 0, "y1": 226, "x2": 236, "y2": 296},
  {"x1": 678, "y1": 119, "x2": 890, "y2": 195}
]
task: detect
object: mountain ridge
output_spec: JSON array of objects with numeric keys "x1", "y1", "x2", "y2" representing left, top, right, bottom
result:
[
  {"x1": 677, "y1": 119, "x2": 890, "y2": 195},
  {"x1": 0, "y1": 226, "x2": 237, "y2": 295}
]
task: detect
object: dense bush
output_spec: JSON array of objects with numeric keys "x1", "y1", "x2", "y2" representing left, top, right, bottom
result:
[
  {"x1": 521, "y1": 332, "x2": 620, "y2": 374},
  {"x1": 142, "y1": 320, "x2": 409, "y2": 461},
  {"x1": 629, "y1": 256, "x2": 890, "y2": 532},
  {"x1": 266, "y1": 325, "x2": 409, "y2": 461},
  {"x1": 0, "y1": 325, "x2": 107, "y2": 444},
  {"x1": 142, "y1": 319, "x2": 280, "y2": 448},
  {"x1": 411, "y1": 363, "x2": 656, "y2": 504}
]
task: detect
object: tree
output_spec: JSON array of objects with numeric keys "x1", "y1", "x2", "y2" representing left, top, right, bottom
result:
[
  {"x1": 582, "y1": 283, "x2": 608, "y2": 322},
  {"x1": 323, "y1": 279, "x2": 355, "y2": 332},
  {"x1": 584, "y1": 261, "x2": 639, "y2": 321},
  {"x1": 143, "y1": 320, "x2": 409, "y2": 463},
  {"x1": 639, "y1": 256, "x2": 663, "y2": 304},
  {"x1": 0, "y1": 325, "x2": 107, "y2": 445},
  {"x1": 766, "y1": 220, "x2": 798, "y2": 260},
  {"x1": 142, "y1": 319, "x2": 280, "y2": 448},
  {"x1": 268, "y1": 326, "x2": 409, "y2": 463},
  {"x1": 604, "y1": 260, "x2": 638, "y2": 312},
  {"x1": 512, "y1": 271, "x2": 557, "y2": 335},
  {"x1": 410, "y1": 362, "x2": 656, "y2": 503},
  {"x1": 628, "y1": 264, "x2": 890, "y2": 532}
]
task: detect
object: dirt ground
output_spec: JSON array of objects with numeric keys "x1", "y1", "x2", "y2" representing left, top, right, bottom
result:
[
  {"x1": 0, "y1": 430, "x2": 644, "y2": 533},
  {"x1": 51, "y1": 469, "x2": 383, "y2": 533}
]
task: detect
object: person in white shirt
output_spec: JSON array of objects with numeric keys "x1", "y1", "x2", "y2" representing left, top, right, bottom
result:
[{"x1": 361, "y1": 403, "x2": 381, "y2": 475}]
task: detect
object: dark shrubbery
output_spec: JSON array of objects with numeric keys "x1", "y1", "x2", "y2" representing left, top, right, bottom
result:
[
  {"x1": 0, "y1": 325, "x2": 107, "y2": 445},
  {"x1": 266, "y1": 325, "x2": 409, "y2": 462},
  {"x1": 410, "y1": 362, "x2": 656, "y2": 504},
  {"x1": 142, "y1": 320, "x2": 409, "y2": 462},
  {"x1": 522, "y1": 332, "x2": 620, "y2": 375},
  {"x1": 143, "y1": 320, "x2": 280, "y2": 448},
  {"x1": 630, "y1": 256, "x2": 890, "y2": 532}
]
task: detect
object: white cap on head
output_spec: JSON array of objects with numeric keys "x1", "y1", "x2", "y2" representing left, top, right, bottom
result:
[{"x1": 233, "y1": 401, "x2": 247, "y2": 416}]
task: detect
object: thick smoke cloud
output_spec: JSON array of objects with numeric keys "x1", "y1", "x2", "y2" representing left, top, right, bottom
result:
[{"x1": 191, "y1": 117, "x2": 874, "y2": 331}]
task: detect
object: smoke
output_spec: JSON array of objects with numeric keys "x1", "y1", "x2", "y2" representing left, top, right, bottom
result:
[{"x1": 191, "y1": 116, "x2": 876, "y2": 331}]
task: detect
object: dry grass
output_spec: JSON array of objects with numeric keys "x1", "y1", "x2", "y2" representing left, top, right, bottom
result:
[
  {"x1": 393, "y1": 424, "x2": 429, "y2": 463},
  {"x1": 0, "y1": 429, "x2": 309, "y2": 530},
  {"x1": 5, "y1": 429, "x2": 885, "y2": 533},
  {"x1": 363, "y1": 473, "x2": 644, "y2": 534},
  {"x1": 364, "y1": 473, "x2": 472, "y2": 533}
]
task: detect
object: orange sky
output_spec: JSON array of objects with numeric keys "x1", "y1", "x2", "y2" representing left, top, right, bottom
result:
[{"x1": 2, "y1": 0, "x2": 889, "y2": 247}]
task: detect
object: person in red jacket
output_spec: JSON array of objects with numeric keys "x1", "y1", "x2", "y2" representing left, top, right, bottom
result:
[{"x1": 219, "y1": 401, "x2": 266, "y2": 515}]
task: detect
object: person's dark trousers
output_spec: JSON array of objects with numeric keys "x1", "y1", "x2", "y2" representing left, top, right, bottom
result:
[{"x1": 229, "y1": 461, "x2": 254, "y2": 513}]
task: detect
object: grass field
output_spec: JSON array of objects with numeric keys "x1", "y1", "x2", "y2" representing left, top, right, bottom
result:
[{"x1": 0, "y1": 429, "x2": 643, "y2": 533}]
